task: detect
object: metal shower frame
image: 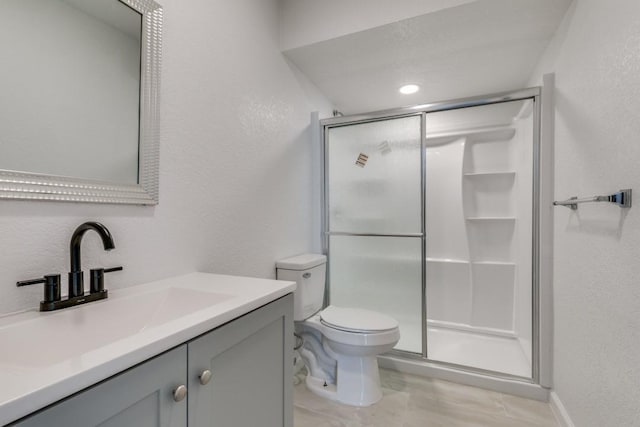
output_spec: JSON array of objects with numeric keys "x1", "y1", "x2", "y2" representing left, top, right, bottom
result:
[{"x1": 320, "y1": 86, "x2": 543, "y2": 384}]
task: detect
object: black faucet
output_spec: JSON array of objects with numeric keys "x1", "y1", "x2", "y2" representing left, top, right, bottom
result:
[
  {"x1": 68, "y1": 222, "x2": 115, "y2": 298},
  {"x1": 17, "y1": 221, "x2": 122, "y2": 311}
]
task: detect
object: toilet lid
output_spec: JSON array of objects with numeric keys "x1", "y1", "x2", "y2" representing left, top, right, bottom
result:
[{"x1": 320, "y1": 306, "x2": 399, "y2": 333}]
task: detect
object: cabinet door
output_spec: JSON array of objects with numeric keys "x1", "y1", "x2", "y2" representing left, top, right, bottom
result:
[
  {"x1": 188, "y1": 294, "x2": 293, "y2": 427},
  {"x1": 13, "y1": 346, "x2": 188, "y2": 427}
]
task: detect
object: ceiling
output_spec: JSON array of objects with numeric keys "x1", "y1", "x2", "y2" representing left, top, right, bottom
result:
[{"x1": 283, "y1": 0, "x2": 572, "y2": 115}]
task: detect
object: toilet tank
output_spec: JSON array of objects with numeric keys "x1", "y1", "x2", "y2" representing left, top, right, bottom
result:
[{"x1": 276, "y1": 254, "x2": 327, "y2": 321}]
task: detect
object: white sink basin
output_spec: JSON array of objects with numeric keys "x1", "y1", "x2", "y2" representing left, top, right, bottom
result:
[{"x1": 0, "y1": 287, "x2": 233, "y2": 367}]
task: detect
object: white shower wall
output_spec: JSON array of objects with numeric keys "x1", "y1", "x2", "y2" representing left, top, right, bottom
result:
[{"x1": 425, "y1": 101, "x2": 533, "y2": 350}]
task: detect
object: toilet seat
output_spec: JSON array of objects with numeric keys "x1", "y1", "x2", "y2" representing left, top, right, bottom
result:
[
  {"x1": 303, "y1": 307, "x2": 400, "y2": 348},
  {"x1": 320, "y1": 306, "x2": 398, "y2": 333}
]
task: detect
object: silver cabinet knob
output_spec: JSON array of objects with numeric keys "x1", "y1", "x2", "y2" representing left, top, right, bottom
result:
[
  {"x1": 199, "y1": 369, "x2": 212, "y2": 385},
  {"x1": 173, "y1": 385, "x2": 187, "y2": 402}
]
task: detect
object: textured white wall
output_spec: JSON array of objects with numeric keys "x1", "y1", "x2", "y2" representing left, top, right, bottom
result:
[
  {"x1": 530, "y1": 1, "x2": 640, "y2": 426},
  {"x1": 0, "y1": 0, "x2": 332, "y2": 316}
]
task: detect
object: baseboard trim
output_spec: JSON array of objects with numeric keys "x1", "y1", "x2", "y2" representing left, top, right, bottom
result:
[{"x1": 549, "y1": 391, "x2": 576, "y2": 427}]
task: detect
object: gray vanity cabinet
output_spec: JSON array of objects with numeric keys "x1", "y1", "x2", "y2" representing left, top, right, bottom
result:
[
  {"x1": 188, "y1": 294, "x2": 293, "y2": 427},
  {"x1": 14, "y1": 345, "x2": 188, "y2": 427},
  {"x1": 12, "y1": 295, "x2": 293, "y2": 427}
]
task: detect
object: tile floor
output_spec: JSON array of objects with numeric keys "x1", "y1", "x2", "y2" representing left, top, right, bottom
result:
[{"x1": 294, "y1": 368, "x2": 560, "y2": 427}]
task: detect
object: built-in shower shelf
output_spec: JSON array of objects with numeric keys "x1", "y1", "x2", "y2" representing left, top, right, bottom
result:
[
  {"x1": 426, "y1": 257, "x2": 469, "y2": 264},
  {"x1": 463, "y1": 171, "x2": 516, "y2": 178},
  {"x1": 426, "y1": 126, "x2": 516, "y2": 145},
  {"x1": 466, "y1": 217, "x2": 516, "y2": 221}
]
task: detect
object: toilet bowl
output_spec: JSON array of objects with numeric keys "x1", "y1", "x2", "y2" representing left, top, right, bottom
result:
[
  {"x1": 276, "y1": 254, "x2": 400, "y2": 407},
  {"x1": 298, "y1": 306, "x2": 399, "y2": 406}
]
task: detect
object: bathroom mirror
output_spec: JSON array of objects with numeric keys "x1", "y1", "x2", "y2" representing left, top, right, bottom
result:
[{"x1": 0, "y1": 0, "x2": 162, "y2": 205}]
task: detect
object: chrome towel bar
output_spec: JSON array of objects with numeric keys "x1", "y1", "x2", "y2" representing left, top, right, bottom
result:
[{"x1": 553, "y1": 189, "x2": 632, "y2": 210}]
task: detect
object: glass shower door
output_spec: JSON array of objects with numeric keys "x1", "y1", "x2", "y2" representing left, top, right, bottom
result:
[{"x1": 326, "y1": 116, "x2": 423, "y2": 353}]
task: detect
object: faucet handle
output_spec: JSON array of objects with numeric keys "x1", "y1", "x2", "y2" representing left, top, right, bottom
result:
[
  {"x1": 90, "y1": 266, "x2": 123, "y2": 294},
  {"x1": 17, "y1": 274, "x2": 61, "y2": 303}
]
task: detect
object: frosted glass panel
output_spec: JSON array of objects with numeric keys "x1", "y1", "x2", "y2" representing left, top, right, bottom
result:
[
  {"x1": 329, "y1": 235, "x2": 422, "y2": 353},
  {"x1": 327, "y1": 116, "x2": 421, "y2": 234}
]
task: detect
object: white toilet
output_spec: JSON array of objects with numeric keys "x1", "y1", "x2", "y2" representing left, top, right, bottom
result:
[{"x1": 276, "y1": 253, "x2": 400, "y2": 407}]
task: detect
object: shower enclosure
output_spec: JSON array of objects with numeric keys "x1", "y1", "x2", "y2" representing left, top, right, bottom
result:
[{"x1": 321, "y1": 88, "x2": 542, "y2": 384}]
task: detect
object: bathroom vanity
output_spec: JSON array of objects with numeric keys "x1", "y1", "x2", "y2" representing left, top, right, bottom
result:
[{"x1": 0, "y1": 273, "x2": 295, "y2": 427}]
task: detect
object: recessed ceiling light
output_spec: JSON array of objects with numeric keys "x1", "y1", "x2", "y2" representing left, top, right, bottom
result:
[{"x1": 399, "y1": 84, "x2": 420, "y2": 95}]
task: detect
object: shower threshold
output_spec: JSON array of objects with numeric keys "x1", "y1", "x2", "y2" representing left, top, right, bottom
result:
[{"x1": 379, "y1": 324, "x2": 543, "y2": 400}]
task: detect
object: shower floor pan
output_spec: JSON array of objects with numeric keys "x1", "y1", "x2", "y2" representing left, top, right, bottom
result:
[
  {"x1": 428, "y1": 327, "x2": 530, "y2": 377},
  {"x1": 396, "y1": 323, "x2": 531, "y2": 378}
]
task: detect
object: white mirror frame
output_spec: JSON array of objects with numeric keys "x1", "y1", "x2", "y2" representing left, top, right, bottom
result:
[{"x1": 0, "y1": 0, "x2": 162, "y2": 205}]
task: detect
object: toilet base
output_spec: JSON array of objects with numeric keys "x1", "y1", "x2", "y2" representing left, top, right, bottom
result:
[
  {"x1": 304, "y1": 354, "x2": 383, "y2": 407},
  {"x1": 305, "y1": 375, "x2": 338, "y2": 402}
]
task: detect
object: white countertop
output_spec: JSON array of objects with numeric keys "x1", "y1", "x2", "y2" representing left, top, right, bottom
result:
[{"x1": 0, "y1": 272, "x2": 296, "y2": 426}]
